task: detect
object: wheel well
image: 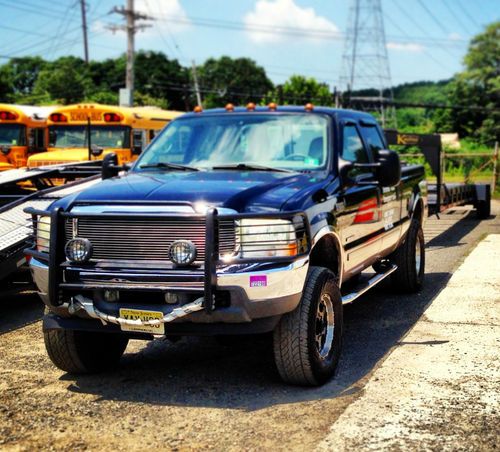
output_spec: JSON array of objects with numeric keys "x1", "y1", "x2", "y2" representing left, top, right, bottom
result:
[
  {"x1": 412, "y1": 198, "x2": 424, "y2": 224},
  {"x1": 309, "y1": 235, "x2": 341, "y2": 280}
]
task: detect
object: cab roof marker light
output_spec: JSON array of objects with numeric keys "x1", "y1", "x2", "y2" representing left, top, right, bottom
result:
[
  {"x1": 193, "y1": 106, "x2": 203, "y2": 113},
  {"x1": 268, "y1": 102, "x2": 277, "y2": 111},
  {"x1": 225, "y1": 103, "x2": 234, "y2": 112},
  {"x1": 246, "y1": 102, "x2": 256, "y2": 111},
  {"x1": 305, "y1": 103, "x2": 314, "y2": 111}
]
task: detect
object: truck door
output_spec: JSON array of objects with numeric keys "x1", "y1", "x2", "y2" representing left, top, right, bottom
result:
[
  {"x1": 359, "y1": 123, "x2": 402, "y2": 254},
  {"x1": 338, "y1": 122, "x2": 383, "y2": 278}
]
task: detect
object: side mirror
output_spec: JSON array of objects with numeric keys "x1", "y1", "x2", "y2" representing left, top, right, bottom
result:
[
  {"x1": 90, "y1": 144, "x2": 104, "y2": 157},
  {"x1": 376, "y1": 149, "x2": 401, "y2": 187},
  {"x1": 339, "y1": 158, "x2": 355, "y2": 189},
  {"x1": 0, "y1": 145, "x2": 10, "y2": 156},
  {"x1": 102, "y1": 153, "x2": 120, "y2": 179}
]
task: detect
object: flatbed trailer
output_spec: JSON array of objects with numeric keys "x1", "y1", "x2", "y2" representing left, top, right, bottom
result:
[
  {"x1": 385, "y1": 131, "x2": 491, "y2": 218},
  {"x1": 0, "y1": 162, "x2": 102, "y2": 281}
]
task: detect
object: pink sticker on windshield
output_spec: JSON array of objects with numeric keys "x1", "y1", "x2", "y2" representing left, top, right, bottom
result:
[{"x1": 250, "y1": 275, "x2": 267, "y2": 287}]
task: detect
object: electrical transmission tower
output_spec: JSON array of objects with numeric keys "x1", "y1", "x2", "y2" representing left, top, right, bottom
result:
[
  {"x1": 108, "y1": 0, "x2": 153, "y2": 105},
  {"x1": 340, "y1": 0, "x2": 396, "y2": 127}
]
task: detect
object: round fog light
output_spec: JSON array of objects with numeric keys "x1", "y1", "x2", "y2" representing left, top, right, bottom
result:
[
  {"x1": 65, "y1": 238, "x2": 93, "y2": 263},
  {"x1": 169, "y1": 240, "x2": 196, "y2": 266}
]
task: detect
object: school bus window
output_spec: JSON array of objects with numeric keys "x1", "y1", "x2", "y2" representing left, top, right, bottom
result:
[
  {"x1": 0, "y1": 124, "x2": 26, "y2": 146},
  {"x1": 48, "y1": 126, "x2": 131, "y2": 148}
]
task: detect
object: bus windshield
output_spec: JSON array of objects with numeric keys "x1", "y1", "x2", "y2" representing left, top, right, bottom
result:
[
  {"x1": 0, "y1": 124, "x2": 26, "y2": 146},
  {"x1": 135, "y1": 114, "x2": 329, "y2": 171},
  {"x1": 48, "y1": 126, "x2": 130, "y2": 149}
]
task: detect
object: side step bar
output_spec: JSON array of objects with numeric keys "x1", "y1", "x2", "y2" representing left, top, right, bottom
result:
[{"x1": 341, "y1": 264, "x2": 398, "y2": 305}]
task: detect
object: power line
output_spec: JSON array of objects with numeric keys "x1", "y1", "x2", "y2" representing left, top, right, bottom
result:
[
  {"x1": 154, "y1": 14, "x2": 467, "y2": 47},
  {"x1": 0, "y1": 0, "x2": 76, "y2": 21},
  {"x1": 440, "y1": 0, "x2": 472, "y2": 35},
  {"x1": 456, "y1": 0, "x2": 482, "y2": 28},
  {"x1": 383, "y1": 11, "x2": 458, "y2": 70},
  {"x1": 416, "y1": 0, "x2": 450, "y2": 35}
]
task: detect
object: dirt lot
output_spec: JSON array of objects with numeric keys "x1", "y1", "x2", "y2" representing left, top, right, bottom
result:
[{"x1": 0, "y1": 203, "x2": 499, "y2": 451}]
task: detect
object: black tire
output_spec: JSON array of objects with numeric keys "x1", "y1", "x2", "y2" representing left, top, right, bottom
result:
[
  {"x1": 44, "y1": 329, "x2": 128, "y2": 374},
  {"x1": 273, "y1": 266, "x2": 343, "y2": 386},
  {"x1": 390, "y1": 220, "x2": 425, "y2": 292}
]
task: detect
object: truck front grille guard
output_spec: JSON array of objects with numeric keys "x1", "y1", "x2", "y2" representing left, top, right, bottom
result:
[{"x1": 25, "y1": 205, "x2": 311, "y2": 321}]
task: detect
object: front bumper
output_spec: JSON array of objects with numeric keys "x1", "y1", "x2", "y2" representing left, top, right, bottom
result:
[{"x1": 31, "y1": 256, "x2": 308, "y2": 330}]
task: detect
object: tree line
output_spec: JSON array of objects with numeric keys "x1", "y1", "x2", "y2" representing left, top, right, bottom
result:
[{"x1": 0, "y1": 21, "x2": 497, "y2": 144}]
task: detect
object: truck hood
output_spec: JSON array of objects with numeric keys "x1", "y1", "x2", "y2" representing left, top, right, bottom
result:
[{"x1": 60, "y1": 170, "x2": 327, "y2": 213}]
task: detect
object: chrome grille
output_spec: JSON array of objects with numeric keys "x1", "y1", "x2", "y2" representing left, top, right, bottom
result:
[{"x1": 65, "y1": 217, "x2": 235, "y2": 263}]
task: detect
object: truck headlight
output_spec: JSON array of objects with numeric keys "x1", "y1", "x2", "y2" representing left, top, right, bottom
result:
[
  {"x1": 36, "y1": 216, "x2": 51, "y2": 253},
  {"x1": 238, "y1": 219, "x2": 298, "y2": 258}
]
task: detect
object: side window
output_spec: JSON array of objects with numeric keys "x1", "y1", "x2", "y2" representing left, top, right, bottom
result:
[
  {"x1": 360, "y1": 125, "x2": 385, "y2": 156},
  {"x1": 342, "y1": 125, "x2": 369, "y2": 163}
]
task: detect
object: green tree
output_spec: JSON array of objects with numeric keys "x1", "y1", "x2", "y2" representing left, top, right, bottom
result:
[
  {"x1": 270, "y1": 75, "x2": 333, "y2": 106},
  {"x1": 0, "y1": 64, "x2": 15, "y2": 102},
  {"x1": 5, "y1": 57, "x2": 47, "y2": 100},
  {"x1": 89, "y1": 55, "x2": 126, "y2": 94},
  {"x1": 33, "y1": 56, "x2": 91, "y2": 104},
  {"x1": 134, "y1": 51, "x2": 189, "y2": 110},
  {"x1": 198, "y1": 56, "x2": 274, "y2": 108},
  {"x1": 443, "y1": 21, "x2": 500, "y2": 143}
]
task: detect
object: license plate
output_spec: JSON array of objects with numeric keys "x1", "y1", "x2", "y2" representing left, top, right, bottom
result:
[{"x1": 119, "y1": 308, "x2": 165, "y2": 335}]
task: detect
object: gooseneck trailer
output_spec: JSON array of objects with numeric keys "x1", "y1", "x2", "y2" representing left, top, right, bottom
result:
[{"x1": 384, "y1": 130, "x2": 491, "y2": 218}]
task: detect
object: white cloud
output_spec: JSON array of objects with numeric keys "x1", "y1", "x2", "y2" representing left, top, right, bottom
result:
[
  {"x1": 135, "y1": 0, "x2": 191, "y2": 33},
  {"x1": 387, "y1": 42, "x2": 424, "y2": 53},
  {"x1": 448, "y1": 32, "x2": 462, "y2": 41},
  {"x1": 244, "y1": 0, "x2": 339, "y2": 44}
]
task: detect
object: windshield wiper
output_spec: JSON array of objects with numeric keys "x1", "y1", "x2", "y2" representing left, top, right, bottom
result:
[
  {"x1": 211, "y1": 163, "x2": 293, "y2": 173},
  {"x1": 138, "y1": 162, "x2": 200, "y2": 172}
]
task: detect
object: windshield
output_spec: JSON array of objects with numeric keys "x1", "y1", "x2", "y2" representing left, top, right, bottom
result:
[
  {"x1": 0, "y1": 124, "x2": 26, "y2": 146},
  {"x1": 48, "y1": 126, "x2": 130, "y2": 149},
  {"x1": 135, "y1": 114, "x2": 329, "y2": 171}
]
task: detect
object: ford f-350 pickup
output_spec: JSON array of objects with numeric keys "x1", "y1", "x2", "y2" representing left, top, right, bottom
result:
[{"x1": 27, "y1": 105, "x2": 427, "y2": 386}]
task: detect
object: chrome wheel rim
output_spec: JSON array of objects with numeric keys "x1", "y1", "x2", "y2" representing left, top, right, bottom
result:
[
  {"x1": 415, "y1": 235, "x2": 422, "y2": 274},
  {"x1": 315, "y1": 293, "x2": 335, "y2": 360}
]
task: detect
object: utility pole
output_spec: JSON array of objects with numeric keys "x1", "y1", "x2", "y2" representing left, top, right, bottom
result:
[
  {"x1": 191, "y1": 60, "x2": 202, "y2": 107},
  {"x1": 80, "y1": 0, "x2": 89, "y2": 64},
  {"x1": 108, "y1": 0, "x2": 152, "y2": 105}
]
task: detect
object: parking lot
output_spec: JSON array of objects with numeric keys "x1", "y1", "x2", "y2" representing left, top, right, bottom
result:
[{"x1": 1, "y1": 203, "x2": 499, "y2": 451}]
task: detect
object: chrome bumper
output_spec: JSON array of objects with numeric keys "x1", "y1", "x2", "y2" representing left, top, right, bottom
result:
[{"x1": 30, "y1": 257, "x2": 309, "y2": 320}]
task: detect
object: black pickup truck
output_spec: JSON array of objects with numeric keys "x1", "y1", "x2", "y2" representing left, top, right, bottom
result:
[{"x1": 27, "y1": 105, "x2": 427, "y2": 386}]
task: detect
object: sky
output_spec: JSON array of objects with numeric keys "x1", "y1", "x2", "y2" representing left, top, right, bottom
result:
[{"x1": 0, "y1": 0, "x2": 498, "y2": 91}]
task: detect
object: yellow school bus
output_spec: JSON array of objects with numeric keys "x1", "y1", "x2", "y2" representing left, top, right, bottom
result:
[
  {"x1": 27, "y1": 103, "x2": 182, "y2": 168},
  {"x1": 0, "y1": 104, "x2": 53, "y2": 171}
]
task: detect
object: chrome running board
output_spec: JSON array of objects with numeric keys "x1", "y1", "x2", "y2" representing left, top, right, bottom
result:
[{"x1": 341, "y1": 264, "x2": 398, "y2": 305}]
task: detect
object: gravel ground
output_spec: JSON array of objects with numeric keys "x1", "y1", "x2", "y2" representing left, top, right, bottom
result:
[{"x1": 0, "y1": 202, "x2": 499, "y2": 451}]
